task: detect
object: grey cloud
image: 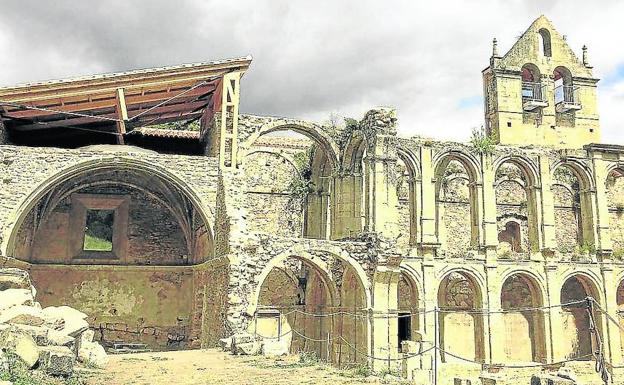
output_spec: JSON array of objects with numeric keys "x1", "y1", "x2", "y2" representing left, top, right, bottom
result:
[{"x1": 0, "y1": 1, "x2": 623, "y2": 143}]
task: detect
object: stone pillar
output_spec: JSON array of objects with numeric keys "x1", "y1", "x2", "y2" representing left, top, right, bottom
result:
[
  {"x1": 480, "y1": 154, "x2": 498, "y2": 260},
  {"x1": 419, "y1": 145, "x2": 438, "y2": 246},
  {"x1": 591, "y1": 155, "x2": 613, "y2": 256},
  {"x1": 601, "y1": 266, "x2": 624, "y2": 366},
  {"x1": 331, "y1": 174, "x2": 363, "y2": 240},
  {"x1": 485, "y1": 265, "x2": 506, "y2": 364},
  {"x1": 360, "y1": 108, "x2": 399, "y2": 240},
  {"x1": 371, "y1": 266, "x2": 401, "y2": 371},
  {"x1": 544, "y1": 264, "x2": 565, "y2": 362},
  {"x1": 538, "y1": 155, "x2": 557, "y2": 253}
]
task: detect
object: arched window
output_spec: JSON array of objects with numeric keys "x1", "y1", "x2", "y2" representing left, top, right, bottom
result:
[
  {"x1": 554, "y1": 66, "x2": 575, "y2": 105},
  {"x1": 538, "y1": 28, "x2": 552, "y2": 57},
  {"x1": 521, "y1": 64, "x2": 545, "y2": 109}
]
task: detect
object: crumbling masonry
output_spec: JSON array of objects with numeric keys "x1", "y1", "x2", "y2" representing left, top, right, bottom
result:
[{"x1": 0, "y1": 15, "x2": 622, "y2": 385}]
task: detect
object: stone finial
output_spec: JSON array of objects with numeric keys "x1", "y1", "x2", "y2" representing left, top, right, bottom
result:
[
  {"x1": 492, "y1": 38, "x2": 499, "y2": 57},
  {"x1": 582, "y1": 45, "x2": 589, "y2": 66}
]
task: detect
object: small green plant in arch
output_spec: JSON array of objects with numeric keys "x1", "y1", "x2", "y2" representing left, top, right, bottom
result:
[{"x1": 470, "y1": 126, "x2": 495, "y2": 156}]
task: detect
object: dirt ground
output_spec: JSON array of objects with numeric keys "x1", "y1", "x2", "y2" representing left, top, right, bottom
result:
[{"x1": 82, "y1": 349, "x2": 408, "y2": 385}]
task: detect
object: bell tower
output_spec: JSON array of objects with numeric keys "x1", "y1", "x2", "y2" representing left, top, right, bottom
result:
[{"x1": 482, "y1": 16, "x2": 600, "y2": 148}]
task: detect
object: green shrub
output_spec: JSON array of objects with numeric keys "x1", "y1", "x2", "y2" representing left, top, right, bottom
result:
[{"x1": 470, "y1": 126, "x2": 495, "y2": 156}]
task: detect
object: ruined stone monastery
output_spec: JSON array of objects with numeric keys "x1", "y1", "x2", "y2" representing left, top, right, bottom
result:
[{"x1": 0, "y1": 15, "x2": 623, "y2": 384}]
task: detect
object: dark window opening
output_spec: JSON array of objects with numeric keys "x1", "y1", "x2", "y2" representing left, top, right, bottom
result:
[
  {"x1": 83, "y1": 209, "x2": 114, "y2": 252},
  {"x1": 398, "y1": 312, "x2": 412, "y2": 350},
  {"x1": 538, "y1": 28, "x2": 552, "y2": 57}
]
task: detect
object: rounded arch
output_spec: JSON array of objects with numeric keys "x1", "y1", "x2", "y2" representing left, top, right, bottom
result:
[
  {"x1": 398, "y1": 264, "x2": 423, "y2": 345},
  {"x1": 241, "y1": 149, "x2": 303, "y2": 179},
  {"x1": 560, "y1": 273, "x2": 604, "y2": 360},
  {"x1": 500, "y1": 271, "x2": 547, "y2": 363},
  {"x1": 433, "y1": 150, "x2": 482, "y2": 255},
  {"x1": 341, "y1": 131, "x2": 368, "y2": 173},
  {"x1": 538, "y1": 28, "x2": 552, "y2": 57},
  {"x1": 494, "y1": 155, "x2": 542, "y2": 254},
  {"x1": 397, "y1": 146, "x2": 421, "y2": 180},
  {"x1": 432, "y1": 150, "x2": 482, "y2": 183},
  {"x1": 493, "y1": 155, "x2": 540, "y2": 188},
  {"x1": 247, "y1": 247, "x2": 372, "y2": 316},
  {"x1": 521, "y1": 63, "x2": 541, "y2": 83},
  {"x1": 554, "y1": 66, "x2": 573, "y2": 85},
  {"x1": 239, "y1": 121, "x2": 340, "y2": 171},
  {"x1": 437, "y1": 268, "x2": 486, "y2": 363},
  {"x1": 3, "y1": 157, "x2": 215, "y2": 259}
]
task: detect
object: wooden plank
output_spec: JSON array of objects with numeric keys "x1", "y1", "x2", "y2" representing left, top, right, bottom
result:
[
  {"x1": 3, "y1": 83, "x2": 216, "y2": 120},
  {"x1": 0, "y1": 59, "x2": 250, "y2": 99},
  {"x1": 115, "y1": 88, "x2": 128, "y2": 144}
]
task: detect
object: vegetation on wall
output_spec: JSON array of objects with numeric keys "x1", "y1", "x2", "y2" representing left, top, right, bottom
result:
[
  {"x1": 470, "y1": 126, "x2": 495, "y2": 156},
  {"x1": 286, "y1": 146, "x2": 315, "y2": 211}
]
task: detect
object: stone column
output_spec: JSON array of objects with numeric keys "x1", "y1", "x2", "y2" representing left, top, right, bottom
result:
[
  {"x1": 371, "y1": 266, "x2": 401, "y2": 371},
  {"x1": 485, "y1": 265, "x2": 506, "y2": 364},
  {"x1": 480, "y1": 154, "x2": 498, "y2": 261},
  {"x1": 538, "y1": 155, "x2": 557, "y2": 253},
  {"x1": 544, "y1": 264, "x2": 565, "y2": 362},
  {"x1": 601, "y1": 266, "x2": 623, "y2": 366},
  {"x1": 419, "y1": 145, "x2": 438, "y2": 247},
  {"x1": 591, "y1": 154, "x2": 613, "y2": 256},
  {"x1": 360, "y1": 108, "x2": 399, "y2": 240}
]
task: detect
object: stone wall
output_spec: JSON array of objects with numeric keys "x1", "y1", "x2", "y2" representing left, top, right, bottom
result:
[{"x1": 29, "y1": 264, "x2": 194, "y2": 350}]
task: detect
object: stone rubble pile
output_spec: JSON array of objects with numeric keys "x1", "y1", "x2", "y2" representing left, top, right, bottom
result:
[
  {"x1": 219, "y1": 332, "x2": 290, "y2": 357},
  {"x1": 0, "y1": 268, "x2": 108, "y2": 377}
]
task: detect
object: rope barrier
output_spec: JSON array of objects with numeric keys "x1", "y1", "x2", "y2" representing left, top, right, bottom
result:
[{"x1": 250, "y1": 296, "x2": 617, "y2": 381}]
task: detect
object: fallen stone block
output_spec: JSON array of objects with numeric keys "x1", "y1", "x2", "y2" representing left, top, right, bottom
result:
[
  {"x1": 42, "y1": 306, "x2": 89, "y2": 337},
  {"x1": 0, "y1": 268, "x2": 31, "y2": 291},
  {"x1": 262, "y1": 339, "x2": 289, "y2": 357},
  {"x1": 0, "y1": 305, "x2": 45, "y2": 327},
  {"x1": 234, "y1": 341, "x2": 261, "y2": 355},
  {"x1": 78, "y1": 340, "x2": 108, "y2": 368},
  {"x1": 47, "y1": 329, "x2": 75, "y2": 348},
  {"x1": 530, "y1": 374, "x2": 575, "y2": 385},
  {"x1": 8, "y1": 324, "x2": 49, "y2": 346},
  {"x1": 0, "y1": 289, "x2": 34, "y2": 311},
  {"x1": 39, "y1": 346, "x2": 75, "y2": 376},
  {"x1": 0, "y1": 328, "x2": 40, "y2": 368},
  {"x1": 219, "y1": 337, "x2": 232, "y2": 351}
]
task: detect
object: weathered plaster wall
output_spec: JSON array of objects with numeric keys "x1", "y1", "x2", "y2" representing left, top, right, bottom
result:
[{"x1": 29, "y1": 264, "x2": 194, "y2": 350}]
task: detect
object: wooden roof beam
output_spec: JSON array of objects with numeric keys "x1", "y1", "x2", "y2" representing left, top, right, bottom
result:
[
  {"x1": 2, "y1": 83, "x2": 216, "y2": 120},
  {"x1": 115, "y1": 88, "x2": 128, "y2": 144}
]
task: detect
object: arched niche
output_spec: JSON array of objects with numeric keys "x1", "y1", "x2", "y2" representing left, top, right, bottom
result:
[
  {"x1": 435, "y1": 155, "x2": 480, "y2": 257},
  {"x1": 11, "y1": 166, "x2": 213, "y2": 265},
  {"x1": 437, "y1": 271, "x2": 485, "y2": 363},
  {"x1": 560, "y1": 274, "x2": 603, "y2": 360},
  {"x1": 243, "y1": 150, "x2": 305, "y2": 237},
  {"x1": 606, "y1": 168, "x2": 624, "y2": 255},
  {"x1": 256, "y1": 256, "x2": 334, "y2": 360},
  {"x1": 500, "y1": 273, "x2": 546, "y2": 363},
  {"x1": 494, "y1": 160, "x2": 540, "y2": 257},
  {"x1": 551, "y1": 164, "x2": 595, "y2": 256},
  {"x1": 397, "y1": 271, "x2": 420, "y2": 350}
]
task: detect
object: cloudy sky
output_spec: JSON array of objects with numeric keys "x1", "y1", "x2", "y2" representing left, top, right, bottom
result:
[{"x1": 0, "y1": 1, "x2": 623, "y2": 143}]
